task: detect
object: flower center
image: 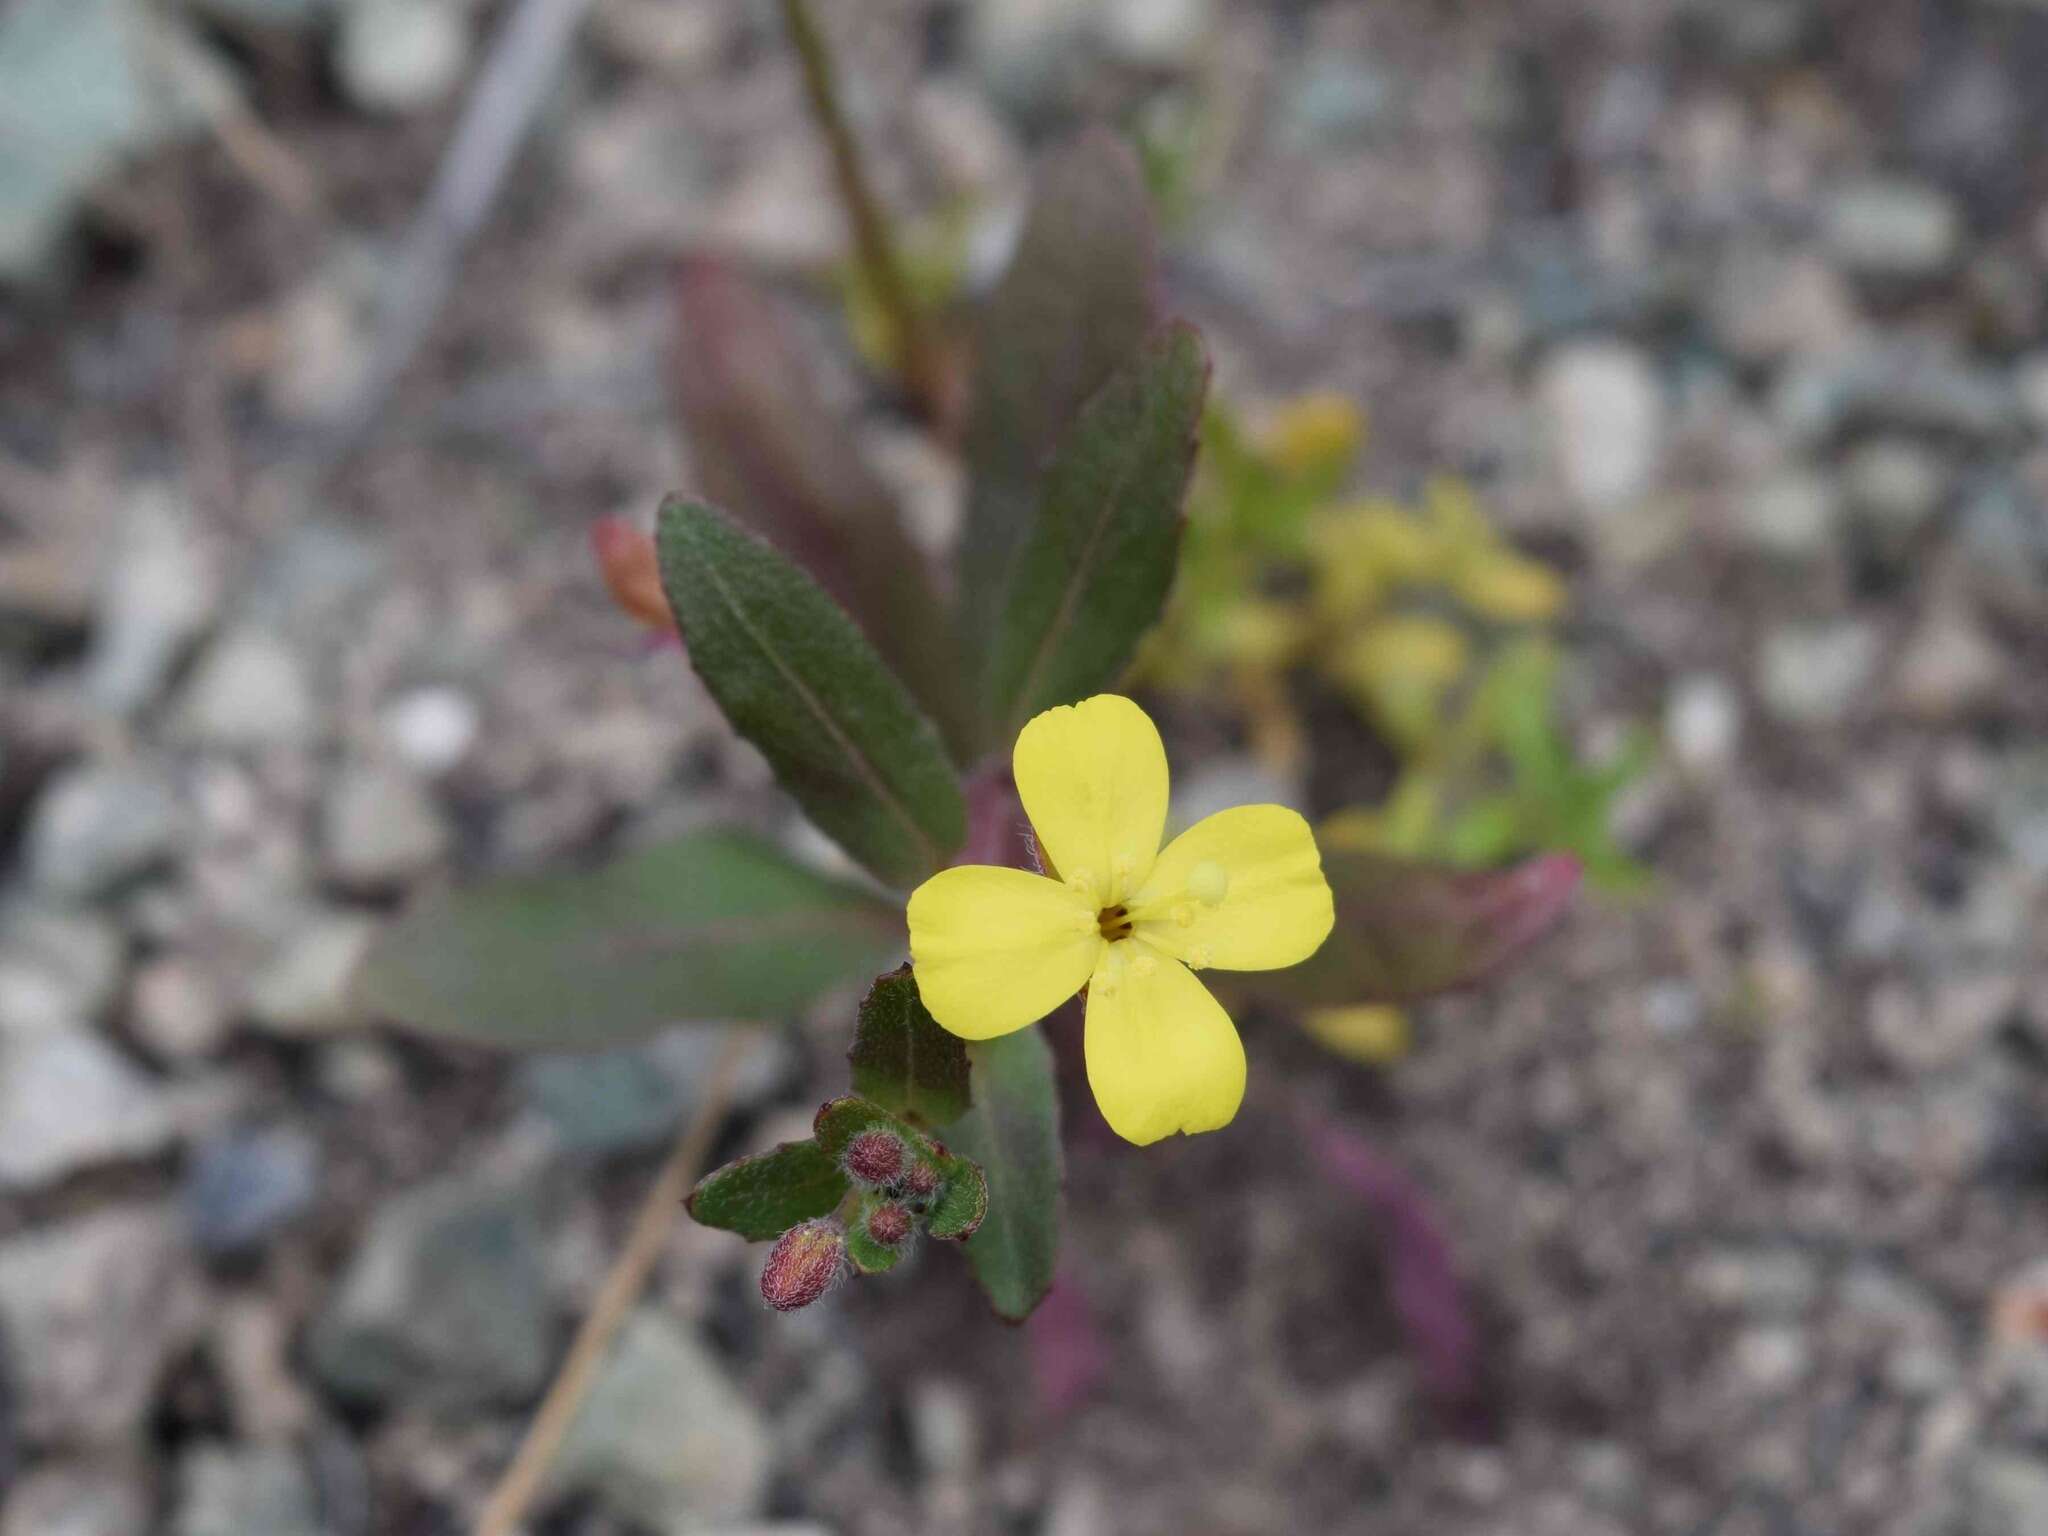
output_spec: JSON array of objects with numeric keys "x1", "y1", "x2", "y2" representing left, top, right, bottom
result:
[{"x1": 1098, "y1": 903, "x2": 1133, "y2": 941}]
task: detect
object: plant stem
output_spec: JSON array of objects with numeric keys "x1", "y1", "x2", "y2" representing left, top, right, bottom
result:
[
  {"x1": 473, "y1": 1030, "x2": 753, "y2": 1536},
  {"x1": 776, "y1": 0, "x2": 947, "y2": 422}
]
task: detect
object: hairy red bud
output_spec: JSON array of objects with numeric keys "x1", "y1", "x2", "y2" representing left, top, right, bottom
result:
[
  {"x1": 760, "y1": 1219, "x2": 845, "y2": 1312},
  {"x1": 867, "y1": 1202, "x2": 913, "y2": 1246},
  {"x1": 902, "y1": 1161, "x2": 940, "y2": 1199},
  {"x1": 843, "y1": 1130, "x2": 905, "y2": 1186}
]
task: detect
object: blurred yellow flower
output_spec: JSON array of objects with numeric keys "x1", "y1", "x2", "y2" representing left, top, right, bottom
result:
[
  {"x1": 907, "y1": 695, "x2": 1334, "y2": 1145},
  {"x1": 1260, "y1": 391, "x2": 1366, "y2": 477},
  {"x1": 1302, "y1": 1004, "x2": 1411, "y2": 1063}
]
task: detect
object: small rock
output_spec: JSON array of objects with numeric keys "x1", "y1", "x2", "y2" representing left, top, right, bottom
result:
[
  {"x1": 1688, "y1": 1248, "x2": 1820, "y2": 1315},
  {"x1": 1278, "y1": 54, "x2": 1396, "y2": 147},
  {"x1": 172, "y1": 1444, "x2": 323, "y2": 1536},
  {"x1": 1823, "y1": 179, "x2": 1961, "y2": 280},
  {"x1": 82, "y1": 482, "x2": 218, "y2": 716},
  {"x1": 2014, "y1": 353, "x2": 2048, "y2": 433},
  {"x1": 1960, "y1": 474, "x2": 2048, "y2": 617},
  {"x1": 1731, "y1": 1325, "x2": 1810, "y2": 1394},
  {"x1": 1895, "y1": 606, "x2": 2003, "y2": 719},
  {"x1": 244, "y1": 519, "x2": 387, "y2": 638},
  {"x1": 968, "y1": 0, "x2": 1101, "y2": 117},
  {"x1": 1775, "y1": 346, "x2": 2020, "y2": 447},
  {"x1": 1538, "y1": 341, "x2": 1664, "y2": 513},
  {"x1": 0, "y1": 1030, "x2": 177, "y2": 1187},
  {"x1": 0, "y1": 902, "x2": 124, "y2": 1035},
  {"x1": 308, "y1": 1171, "x2": 551, "y2": 1408},
  {"x1": 908, "y1": 1377, "x2": 980, "y2": 1479},
  {"x1": 174, "y1": 630, "x2": 315, "y2": 749},
  {"x1": 1992, "y1": 751, "x2": 2048, "y2": 877},
  {"x1": 181, "y1": 1126, "x2": 321, "y2": 1255},
  {"x1": 519, "y1": 1027, "x2": 783, "y2": 1157},
  {"x1": 1710, "y1": 246, "x2": 1861, "y2": 368},
  {"x1": 0, "y1": 1460, "x2": 150, "y2": 1536},
  {"x1": 551, "y1": 1309, "x2": 771, "y2": 1530},
  {"x1": 1843, "y1": 437, "x2": 1947, "y2": 548},
  {"x1": 1099, "y1": 0, "x2": 1212, "y2": 68},
  {"x1": 1665, "y1": 672, "x2": 1742, "y2": 774},
  {"x1": 245, "y1": 911, "x2": 377, "y2": 1035},
  {"x1": 1756, "y1": 621, "x2": 1881, "y2": 726},
  {"x1": 338, "y1": 0, "x2": 469, "y2": 114},
  {"x1": 379, "y1": 686, "x2": 479, "y2": 775},
  {"x1": 1966, "y1": 1452, "x2": 2048, "y2": 1536},
  {"x1": 319, "y1": 762, "x2": 451, "y2": 890},
  {"x1": 1736, "y1": 469, "x2": 1841, "y2": 561},
  {"x1": 129, "y1": 956, "x2": 233, "y2": 1061},
  {"x1": 0, "y1": 1205, "x2": 204, "y2": 1444},
  {"x1": 25, "y1": 763, "x2": 183, "y2": 898}
]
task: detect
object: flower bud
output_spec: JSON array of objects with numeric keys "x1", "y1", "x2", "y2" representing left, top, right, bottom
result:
[
  {"x1": 902, "y1": 1160, "x2": 940, "y2": 1200},
  {"x1": 866, "y1": 1202, "x2": 913, "y2": 1246},
  {"x1": 842, "y1": 1129, "x2": 905, "y2": 1186},
  {"x1": 759, "y1": 1220, "x2": 845, "y2": 1312}
]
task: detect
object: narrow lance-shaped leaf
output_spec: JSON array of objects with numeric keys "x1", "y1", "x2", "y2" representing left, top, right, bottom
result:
[
  {"x1": 687, "y1": 1141, "x2": 850, "y2": 1242},
  {"x1": 947, "y1": 1026, "x2": 1062, "y2": 1321},
  {"x1": 351, "y1": 829, "x2": 903, "y2": 1050},
  {"x1": 658, "y1": 498, "x2": 966, "y2": 889},
  {"x1": 1222, "y1": 851, "x2": 1583, "y2": 1009},
  {"x1": 672, "y1": 258, "x2": 975, "y2": 758},
  {"x1": 958, "y1": 131, "x2": 1161, "y2": 722},
  {"x1": 986, "y1": 322, "x2": 1211, "y2": 734},
  {"x1": 848, "y1": 965, "x2": 972, "y2": 1129}
]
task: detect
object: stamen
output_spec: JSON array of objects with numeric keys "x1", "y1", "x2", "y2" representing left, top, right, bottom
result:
[
  {"x1": 1186, "y1": 943, "x2": 1213, "y2": 970},
  {"x1": 1130, "y1": 952, "x2": 1157, "y2": 979},
  {"x1": 1171, "y1": 903, "x2": 1195, "y2": 929}
]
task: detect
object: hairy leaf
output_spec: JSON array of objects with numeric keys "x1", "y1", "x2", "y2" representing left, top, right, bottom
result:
[
  {"x1": 985, "y1": 323, "x2": 1209, "y2": 733},
  {"x1": 958, "y1": 131, "x2": 1160, "y2": 722},
  {"x1": 948, "y1": 1029, "x2": 1062, "y2": 1321},
  {"x1": 687, "y1": 1140, "x2": 849, "y2": 1241},
  {"x1": 352, "y1": 829, "x2": 902, "y2": 1049},
  {"x1": 926, "y1": 1153, "x2": 988, "y2": 1241},
  {"x1": 672, "y1": 257, "x2": 973, "y2": 756},
  {"x1": 848, "y1": 965, "x2": 972, "y2": 1128},
  {"x1": 1226, "y1": 851, "x2": 1582, "y2": 1008},
  {"x1": 658, "y1": 498, "x2": 965, "y2": 888}
]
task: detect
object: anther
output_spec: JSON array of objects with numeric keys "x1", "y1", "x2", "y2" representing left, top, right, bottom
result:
[
  {"x1": 1131, "y1": 953, "x2": 1157, "y2": 979},
  {"x1": 1186, "y1": 944, "x2": 1213, "y2": 970},
  {"x1": 1171, "y1": 903, "x2": 1195, "y2": 929}
]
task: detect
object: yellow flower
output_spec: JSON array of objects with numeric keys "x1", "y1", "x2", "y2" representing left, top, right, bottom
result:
[
  {"x1": 1260, "y1": 392, "x2": 1367, "y2": 477},
  {"x1": 907, "y1": 695, "x2": 1335, "y2": 1145}
]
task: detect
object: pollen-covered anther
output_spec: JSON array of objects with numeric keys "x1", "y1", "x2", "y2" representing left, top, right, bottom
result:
[
  {"x1": 842, "y1": 1129, "x2": 905, "y2": 1185},
  {"x1": 1186, "y1": 943, "x2": 1214, "y2": 970},
  {"x1": 1131, "y1": 952, "x2": 1157, "y2": 978},
  {"x1": 1171, "y1": 902, "x2": 1195, "y2": 928}
]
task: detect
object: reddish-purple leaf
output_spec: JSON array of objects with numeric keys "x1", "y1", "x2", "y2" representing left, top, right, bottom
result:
[{"x1": 1228, "y1": 851, "x2": 1582, "y2": 1008}]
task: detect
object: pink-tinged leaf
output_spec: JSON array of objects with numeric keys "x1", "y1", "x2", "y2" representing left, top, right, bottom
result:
[
  {"x1": 670, "y1": 256, "x2": 973, "y2": 760},
  {"x1": 1027, "y1": 1271, "x2": 1109, "y2": 1420},
  {"x1": 1228, "y1": 851, "x2": 1582, "y2": 1008},
  {"x1": 1308, "y1": 1121, "x2": 1480, "y2": 1409},
  {"x1": 590, "y1": 517, "x2": 677, "y2": 636}
]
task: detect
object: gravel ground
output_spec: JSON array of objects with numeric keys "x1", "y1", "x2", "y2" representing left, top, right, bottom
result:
[{"x1": 3, "y1": 2, "x2": 2048, "y2": 1533}]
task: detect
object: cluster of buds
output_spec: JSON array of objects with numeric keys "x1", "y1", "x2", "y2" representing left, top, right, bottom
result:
[{"x1": 754, "y1": 1109, "x2": 986, "y2": 1312}]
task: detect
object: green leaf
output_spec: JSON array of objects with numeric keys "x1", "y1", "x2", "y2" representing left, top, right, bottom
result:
[
  {"x1": 352, "y1": 829, "x2": 903, "y2": 1049},
  {"x1": 947, "y1": 1029, "x2": 1062, "y2": 1321},
  {"x1": 686, "y1": 1140, "x2": 849, "y2": 1241},
  {"x1": 985, "y1": 323, "x2": 1211, "y2": 733},
  {"x1": 848, "y1": 965, "x2": 972, "y2": 1129},
  {"x1": 811, "y1": 1094, "x2": 895, "y2": 1158},
  {"x1": 925, "y1": 1153, "x2": 988, "y2": 1242},
  {"x1": 672, "y1": 257, "x2": 975, "y2": 760},
  {"x1": 658, "y1": 499, "x2": 966, "y2": 888},
  {"x1": 958, "y1": 131, "x2": 1161, "y2": 720},
  {"x1": 1223, "y1": 850, "x2": 1583, "y2": 1008}
]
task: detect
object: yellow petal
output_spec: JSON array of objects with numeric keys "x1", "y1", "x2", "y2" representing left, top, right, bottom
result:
[
  {"x1": 1083, "y1": 942, "x2": 1245, "y2": 1145},
  {"x1": 1128, "y1": 804, "x2": 1334, "y2": 972},
  {"x1": 1013, "y1": 694, "x2": 1168, "y2": 906},
  {"x1": 907, "y1": 866, "x2": 1101, "y2": 1040},
  {"x1": 1450, "y1": 547, "x2": 1566, "y2": 623},
  {"x1": 1260, "y1": 391, "x2": 1366, "y2": 477}
]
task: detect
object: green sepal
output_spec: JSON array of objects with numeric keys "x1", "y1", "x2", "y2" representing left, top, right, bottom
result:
[
  {"x1": 845, "y1": 1191, "x2": 907, "y2": 1276},
  {"x1": 847, "y1": 966, "x2": 972, "y2": 1129},
  {"x1": 812, "y1": 1095, "x2": 896, "y2": 1158},
  {"x1": 685, "y1": 1140, "x2": 849, "y2": 1242},
  {"x1": 925, "y1": 1153, "x2": 988, "y2": 1242}
]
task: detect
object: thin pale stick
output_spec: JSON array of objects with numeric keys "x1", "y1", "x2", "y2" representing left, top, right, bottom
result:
[{"x1": 473, "y1": 1028, "x2": 753, "y2": 1536}]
